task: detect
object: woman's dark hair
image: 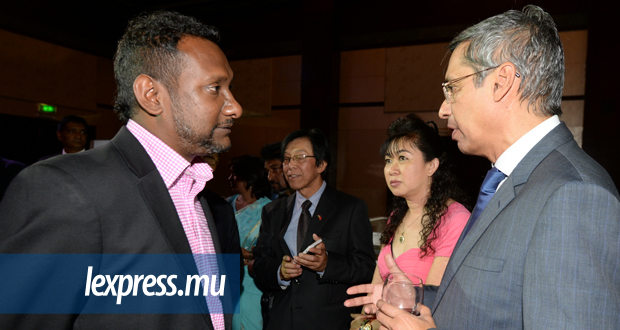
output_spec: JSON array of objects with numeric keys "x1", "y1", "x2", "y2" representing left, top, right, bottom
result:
[
  {"x1": 380, "y1": 114, "x2": 467, "y2": 258},
  {"x1": 230, "y1": 155, "x2": 271, "y2": 200}
]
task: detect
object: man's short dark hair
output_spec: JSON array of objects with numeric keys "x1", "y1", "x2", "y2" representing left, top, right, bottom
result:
[
  {"x1": 113, "y1": 11, "x2": 221, "y2": 121},
  {"x1": 58, "y1": 115, "x2": 87, "y2": 132},
  {"x1": 260, "y1": 142, "x2": 282, "y2": 162},
  {"x1": 281, "y1": 129, "x2": 331, "y2": 169}
]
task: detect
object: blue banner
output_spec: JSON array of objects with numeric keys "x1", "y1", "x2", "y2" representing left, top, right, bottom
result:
[{"x1": 0, "y1": 254, "x2": 240, "y2": 314}]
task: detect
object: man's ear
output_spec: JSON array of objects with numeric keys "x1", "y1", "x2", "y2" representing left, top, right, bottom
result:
[
  {"x1": 134, "y1": 74, "x2": 163, "y2": 116},
  {"x1": 317, "y1": 160, "x2": 328, "y2": 174},
  {"x1": 56, "y1": 131, "x2": 62, "y2": 142},
  {"x1": 493, "y1": 62, "x2": 519, "y2": 102}
]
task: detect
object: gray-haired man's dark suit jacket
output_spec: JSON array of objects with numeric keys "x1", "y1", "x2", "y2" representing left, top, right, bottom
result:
[
  {"x1": 431, "y1": 123, "x2": 620, "y2": 329},
  {"x1": 0, "y1": 126, "x2": 241, "y2": 330}
]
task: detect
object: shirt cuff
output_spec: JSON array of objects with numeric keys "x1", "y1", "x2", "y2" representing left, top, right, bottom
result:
[{"x1": 277, "y1": 265, "x2": 290, "y2": 288}]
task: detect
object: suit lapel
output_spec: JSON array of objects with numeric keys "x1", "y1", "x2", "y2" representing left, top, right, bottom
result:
[
  {"x1": 111, "y1": 126, "x2": 213, "y2": 328},
  {"x1": 201, "y1": 190, "x2": 241, "y2": 329},
  {"x1": 138, "y1": 171, "x2": 194, "y2": 254},
  {"x1": 278, "y1": 185, "x2": 338, "y2": 254},
  {"x1": 279, "y1": 194, "x2": 296, "y2": 236},
  {"x1": 199, "y1": 196, "x2": 222, "y2": 254},
  {"x1": 277, "y1": 194, "x2": 296, "y2": 256},
  {"x1": 303, "y1": 185, "x2": 337, "y2": 248},
  {"x1": 432, "y1": 122, "x2": 575, "y2": 312},
  {"x1": 432, "y1": 177, "x2": 515, "y2": 310},
  {"x1": 113, "y1": 127, "x2": 194, "y2": 256}
]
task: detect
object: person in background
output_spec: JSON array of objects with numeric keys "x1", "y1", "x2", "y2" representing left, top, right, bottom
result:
[
  {"x1": 351, "y1": 114, "x2": 470, "y2": 330},
  {"x1": 39, "y1": 115, "x2": 88, "y2": 160},
  {"x1": 260, "y1": 141, "x2": 291, "y2": 200},
  {"x1": 346, "y1": 5, "x2": 619, "y2": 330},
  {"x1": 226, "y1": 155, "x2": 272, "y2": 330},
  {"x1": 253, "y1": 128, "x2": 375, "y2": 330},
  {"x1": 205, "y1": 153, "x2": 220, "y2": 171}
]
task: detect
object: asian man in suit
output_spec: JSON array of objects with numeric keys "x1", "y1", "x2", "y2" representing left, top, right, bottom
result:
[
  {"x1": 346, "y1": 5, "x2": 620, "y2": 330},
  {"x1": 0, "y1": 11, "x2": 242, "y2": 330},
  {"x1": 252, "y1": 129, "x2": 376, "y2": 330}
]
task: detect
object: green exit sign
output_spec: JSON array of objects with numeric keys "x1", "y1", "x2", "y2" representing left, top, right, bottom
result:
[{"x1": 38, "y1": 103, "x2": 57, "y2": 113}]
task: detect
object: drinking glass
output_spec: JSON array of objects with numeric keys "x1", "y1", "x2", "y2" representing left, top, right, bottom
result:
[{"x1": 382, "y1": 273, "x2": 424, "y2": 315}]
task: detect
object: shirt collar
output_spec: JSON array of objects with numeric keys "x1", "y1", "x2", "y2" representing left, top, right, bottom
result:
[
  {"x1": 125, "y1": 119, "x2": 213, "y2": 189},
  {"x1": 62, "y1": 149, "x2": 85, "y2": 154},
  {"x1": 295, "y1": 180, "x2": 327, "y2": 211},
  {"x1": 494, "y1": 115, "x2": 561, "y2": 177}
]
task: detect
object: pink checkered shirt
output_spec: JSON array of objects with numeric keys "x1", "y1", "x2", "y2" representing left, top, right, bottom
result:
[{"x1": 127, "y1": 120, "x2": 224, "y2": 329}]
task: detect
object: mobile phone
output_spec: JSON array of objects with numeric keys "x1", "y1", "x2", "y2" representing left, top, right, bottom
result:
[{"x1": 302, "y1": 239, "x2": 323, "y2": 254}]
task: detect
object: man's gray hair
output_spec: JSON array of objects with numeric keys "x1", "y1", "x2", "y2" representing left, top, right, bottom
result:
[{"x1": 448, "y1": 5, "x2": 564, "y2": 116}]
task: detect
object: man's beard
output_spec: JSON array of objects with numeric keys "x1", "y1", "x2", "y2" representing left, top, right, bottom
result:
[
  {"x1": 270, "y1": 183, "x2": 280, "y2": 195},
  {"x1": 271, "y1": 181, "x2": 288, "y2": 194},
  {"x1": 171, "y1": 97, "x2": 231, "y2": 156}
]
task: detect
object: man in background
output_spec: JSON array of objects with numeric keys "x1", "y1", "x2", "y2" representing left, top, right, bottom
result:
[
  {"x1": 260, "y1": 141, "x2": 291, "y2": 200},
  {"x1": 39, "y1": 115, "x2": 88, "y2": 160},
  {"x1": 0, "y1": 10, "x2": 242, "y2": 330},
  {"x1": 253, "y1": 129, "x2": 375, "y2": 330}
]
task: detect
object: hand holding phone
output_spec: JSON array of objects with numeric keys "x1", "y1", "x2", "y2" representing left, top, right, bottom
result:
[
  {"x1": 294, "y1": 234, "x2": 328, "y2": 272},
  {"x1": 302, "y1": 239, "x2": 323, "y2": 254}
]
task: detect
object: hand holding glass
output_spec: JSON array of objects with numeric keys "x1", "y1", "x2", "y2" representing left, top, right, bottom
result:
[{"x1": 382, "y1": 273, "x2": 424, "y2": 316}]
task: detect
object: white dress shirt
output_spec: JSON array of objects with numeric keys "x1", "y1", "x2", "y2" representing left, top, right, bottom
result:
[{"x1": 494, "y1": 115, "x2": 561, "y2": 188}]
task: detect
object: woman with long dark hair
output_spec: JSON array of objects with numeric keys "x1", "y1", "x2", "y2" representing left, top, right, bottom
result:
[{"x1": 352, "y1": 114, "x2": 470, "y2": 330}]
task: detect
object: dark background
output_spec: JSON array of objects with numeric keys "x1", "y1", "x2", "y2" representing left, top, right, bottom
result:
[{"x1": 0, "y1": 0, "x2": 616, "y2": 196}]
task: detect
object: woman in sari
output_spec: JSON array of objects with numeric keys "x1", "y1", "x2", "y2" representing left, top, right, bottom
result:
[{"x1": 227, "y1": 155, "x2": 272, "y2": 330}]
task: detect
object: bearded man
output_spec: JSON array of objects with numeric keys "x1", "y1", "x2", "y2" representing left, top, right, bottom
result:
[{"x1": 0, "y1": 11, "x2": 242, "y2": 330}]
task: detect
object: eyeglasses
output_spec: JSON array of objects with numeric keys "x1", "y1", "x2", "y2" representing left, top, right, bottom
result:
[
  {"x1": 441, "y1": 67, "x2": 497, "y2": 104},
  {"x1": 282, "y1": 154, "x2": 316, "y2": 166},
  {"x1": 442, "y1": 67, "x2": 521, "y2": 103}
]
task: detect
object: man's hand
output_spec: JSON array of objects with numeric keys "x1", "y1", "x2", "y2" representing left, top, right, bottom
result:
[
  {"x1": 241, "y1": 247, "x2": 253, "y2": 266},
  {"x1": 243, "y1": 247, "x2": 256, "y2": 276},
  {"x1": 376, "y1": 300, "x2": 435, "y2": 330},
  {"x1": 280, "y1": 255, "x2": 302, "y2": 280},
  {"x1": 294, "y1": 234, "x2": 328, "y2": 272},
  {"x1": 343, "y1": 252, "x2": 404, "y2": 314}
]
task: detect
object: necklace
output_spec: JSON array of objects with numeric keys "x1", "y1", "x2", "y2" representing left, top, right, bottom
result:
[{"x1": 398, "y1": 212, "x2": 424, "y2": 244}]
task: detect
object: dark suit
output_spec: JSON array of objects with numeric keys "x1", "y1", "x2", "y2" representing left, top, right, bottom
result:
[
  {"x1": 0, "y1": 126, "x2": 241, "y2": 330},
  {"x1": 37, "y1": 151, "x2": 62, "y2": 162},
  {"x1": 431, "y1": 123, "x2": 620, "y2": 329},
  {"x1": 253, "y1": 185, "x2": 375, "y2": 330},
  {"x1": 0, "y1": 156, "x2": 26, "y2": 202}
]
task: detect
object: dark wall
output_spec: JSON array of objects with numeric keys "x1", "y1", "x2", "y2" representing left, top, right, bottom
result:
[
  {"x1": 0, "y1": 113, "x2": 94, "y2": 165},
  {"x1": 582, "y1": 3, "x2": 619, "y2": 188}
]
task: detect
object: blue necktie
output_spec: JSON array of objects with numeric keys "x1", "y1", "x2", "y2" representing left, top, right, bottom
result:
[{"x1": 462, "y1": 167, "x2": 506, "y2": 237}]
